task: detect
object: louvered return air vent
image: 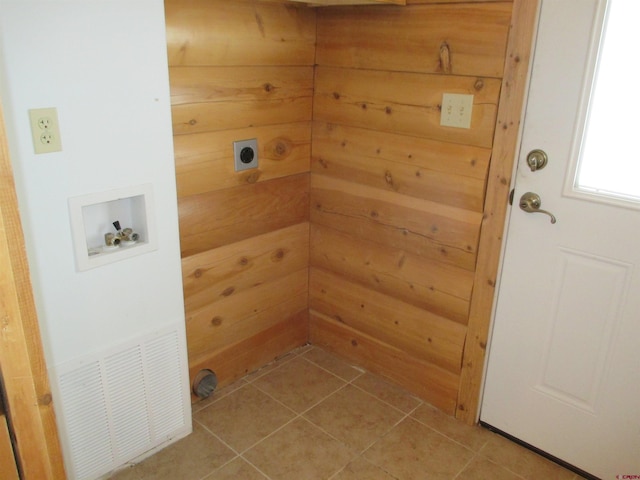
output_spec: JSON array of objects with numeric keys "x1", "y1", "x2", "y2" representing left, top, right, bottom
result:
[{"x1": 54, "y1": 327, "x2": 191, "y2": 480}]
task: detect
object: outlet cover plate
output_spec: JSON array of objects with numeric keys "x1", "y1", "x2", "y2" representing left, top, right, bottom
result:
[
  {"x1": 440, "y1": 93, "x2": 474, "y2": 129},
  {"x1": 29, "y1": 107, "x2": 63, "y2": 154},
  {"x1": 233, "y1": 138, "x2": 258, "y2": 172}
]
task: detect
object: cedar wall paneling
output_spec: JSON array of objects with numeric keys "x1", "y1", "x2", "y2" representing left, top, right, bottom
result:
[
  {"x1": 165, "y1": 0, "x2": 316, "y2": 393},
  {"x1": 309, "y1": 2, "x2": 512, "y2": 414},
  {"x1": 165, "y1": 0, "x2": 522, "y2": 417}
]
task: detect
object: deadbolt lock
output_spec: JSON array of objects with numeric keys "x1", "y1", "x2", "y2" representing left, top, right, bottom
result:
[{"x1": 526, "y1": 149, "x2": 548, "y2": 172}]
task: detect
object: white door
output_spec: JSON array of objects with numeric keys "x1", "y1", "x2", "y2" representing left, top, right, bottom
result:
[{"x1": 481, "y1": 1, "x2": 640, "y2": 479}]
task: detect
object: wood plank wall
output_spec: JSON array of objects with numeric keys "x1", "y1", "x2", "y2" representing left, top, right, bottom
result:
[
  {"x1": 164, "y1": 0, "x2": 524, "y2": 418},
  {"x1": 165, "y1": 0, "x2": 316, "y2": 394},
  {"x1": 309, "y1": 2, "x2": 513, "y2": 414}
]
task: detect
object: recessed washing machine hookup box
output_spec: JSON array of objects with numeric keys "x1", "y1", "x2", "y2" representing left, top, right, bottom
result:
[{"x1": 68, "y1": 184, "x2": 158, "y2": 271}]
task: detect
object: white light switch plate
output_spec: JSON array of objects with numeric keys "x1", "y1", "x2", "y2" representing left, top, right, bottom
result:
[{"x1": 440, "y1": 93, "x2": 474, "y2": 129}]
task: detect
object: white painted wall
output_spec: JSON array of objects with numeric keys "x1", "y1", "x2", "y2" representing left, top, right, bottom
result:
[
  {"x1": 0, "y1": 1, "x2": 191, "y2": 476},
  {"x1": 0, "y1": 0, "x2": 186, "y2": 366}
]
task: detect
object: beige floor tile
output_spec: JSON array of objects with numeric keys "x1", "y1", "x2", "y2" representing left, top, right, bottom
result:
[
  {"x1": 244, "y1": 417, "x2": 354, "y2": 480},
  {"x1": 411, "y1": 403, "x2": 491, "y2": 452},
  {"x1": 363, "y1": 417, "x2": 474, "y2": 480},
  {"x1": 107, "y1": 465, "x2": 141, "y2": 480},
  {"x1": 194, "y1": 383, "x2": 296, "y2": 452},
  {"x1": 455, "y1": 455, "x2": 524, "y2": 480},
  {"x1": 252, "y1": 356, "x2": 347, "y2": 413},
  {"x1": 302, "y1": 347, "x2": 364, "y2": 381},
  {"x1": 332, "y1": 456, "x2": 399, "y2": 480},
  {"x1": 190, "y1": 378, "x2": 247, "y2": 414},
  {"x1": 205, "y1": 457, "x2": 268, "y2": 479},
  {"x1": 110, "y1": 347, "x2": 589, "y2": 480},
  {"x1": 352, "y1": 372, "x2": 422, "y2": 414},
  {"x1": 479, "y1": 433, "x2": 576, "y2": 480},
  {"x1": 128, "y1": 423, "x2": 236, "y2": 480},
  {"x1": 305, "y1": 384, "x2": 405, "y2": 453}
]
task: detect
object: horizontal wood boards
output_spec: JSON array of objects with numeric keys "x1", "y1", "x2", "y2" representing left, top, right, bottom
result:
[
  {"x1": 166, "y1": 0, "x2": 314, "y2": 390},
  {"x1": 179, "y1": 173, "x2": 309, "y2": 257},
  {"x1": 175, "y1": 122, "x2": 311, "y2": 197},
  {"x1": 316, "y1": 3, "x2": 511, "y2": 77},
  {"x1": 312, "y1": 122, "x2": 490, "y2": 211},
  {"x1": 310, "y1": 312, "x2": 459, "y2": 414},
  {"x1": 189, "y1": 312, "x2": 309, "y2": 395},
  {"x1": 310, "y1": 268, "x2": 466, "y2": 373},
  {"x1": 168, "y1": 0, "x2": 518, "y2": 416},
  {"x1": 314, "y1": 67, "x2": 502, "y2": 148},
  {"x1": 166, "y1": 0, "x2": 316, "y2": 66},
  {"x1": 310, "y1": 225, "x2": 474, "y2": 324},
  {"x1": 310, "y1": 1, "x2": 513, "y2": 413},
  {"x1": 170, "y1": 66, "x2": 313, "y2": 135},
  {"x1": 311, "y1": 175, "x2": 482, "y2": 270}
]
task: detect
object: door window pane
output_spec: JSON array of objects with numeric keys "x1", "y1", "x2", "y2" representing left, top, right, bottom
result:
[{"x1": 576, "y1": 0, "x2": 640, "y2": 202}]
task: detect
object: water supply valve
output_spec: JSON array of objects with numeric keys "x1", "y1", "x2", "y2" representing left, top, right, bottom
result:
[{"x1": 104, "y1": 220, "x2": 139, "y2": 247}]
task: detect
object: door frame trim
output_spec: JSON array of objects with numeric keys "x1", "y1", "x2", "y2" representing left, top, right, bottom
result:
[{"x1": 456, "y1": 0, "x2": 542, "y2": 424}]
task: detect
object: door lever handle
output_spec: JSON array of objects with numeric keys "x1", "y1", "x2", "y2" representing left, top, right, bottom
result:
[{"x1": 519, "y1": 192, "x2": 557, "y2": 224}]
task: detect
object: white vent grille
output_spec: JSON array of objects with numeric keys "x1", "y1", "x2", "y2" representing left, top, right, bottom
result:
[
  {"x1": 59, "y1": 362, "x2": 113, "y2": 480},
  {"x1": 104, "y1": 346, "x2": 151, "y2": 459},
  {"x1": 146, "y1": 331, "x2": 186, "y2": 440},
  {"x1": 55, "y1": 327, "x2": 191, "y2": 480}
]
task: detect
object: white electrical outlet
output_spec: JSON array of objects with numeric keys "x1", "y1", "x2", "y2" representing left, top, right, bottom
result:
[
  {"x1": 29, "y1": 107, "x2": 62, "y2": 154},
  {"x1": 440, "y1": 93, "x2": 474, "y2": 129}
]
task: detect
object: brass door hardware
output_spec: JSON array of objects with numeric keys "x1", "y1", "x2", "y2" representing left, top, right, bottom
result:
[
  {"x1": 526, "y1": 149, "x2": 548, "y2": 172},
  {"x1": 519, "y1": 192, "x2": 557, "y2": 224}
]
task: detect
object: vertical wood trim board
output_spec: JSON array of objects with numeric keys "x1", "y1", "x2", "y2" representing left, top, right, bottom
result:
[
  {"x1": 0, "y1": 100, "x2": 66, "y2": 478},
  {"x1": 0, "y1": 413, "x2": 20, "y2": 480},
  {"x1": 456, "y1": 0, "x2": 540, "y2": 423}
]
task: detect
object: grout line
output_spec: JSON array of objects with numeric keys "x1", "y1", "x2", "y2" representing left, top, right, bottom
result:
[
  {"x1": 408, "y1": 416, "x2": 478, "y2": 456},
  {"x1": 238, "y1": 414, "x2": 301, "y2": 455},
  {"x1": 348, "y1": 378, "x2": 420, "y2": 417},
  {"x1": 192, "y1": 417, "x2": 243, "y2": 457},
  {"x1": 193, "y1": 352, "x2": 356, "y2": 464},
  {"x1": 238, "y1": 455, "x2": 274, "y2": 480},
  {"x1": 319, "y1": 396, "x2": 424, "y2": 466},
  {"x1": 225, "y1": 384, "x2": 346, "y2": 458},
  {"x1": 190, "y1": 378, "x2": 249, "y2": 414},
  {"x1": 268, "y1": 347, "x2": 417, "y2": 415},
  {"x1": 233, "y1": 355, "x2": 376, "y2": 476},
  {"x1": 451, "y1": 452, "x2": 477, "y2": 480},
  {"x1": 249, "y1": 364, "x2": 349, "y2": 418},
  {"x1": 244, "y1": 349, "x2": 433, "y2": 466},
  {"x1": 298, "y1": 348, "x2": 367, "y2": 384},
  {"x1": 291, "y1": 416, "x2": 362, "y2": 480},
  {"x1": 194, "y1": 347, "x2": 510, "y2": 480},
  {"x1": 117, "y1": 346, "x2": 578, "y2": 480}
]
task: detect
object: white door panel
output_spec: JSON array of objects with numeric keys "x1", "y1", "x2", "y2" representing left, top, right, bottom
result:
[{"x1": 481, "y1": 1, "x2": 640, "y2": 478}]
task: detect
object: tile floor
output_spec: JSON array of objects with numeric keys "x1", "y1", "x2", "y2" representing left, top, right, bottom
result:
[{"x1": 109, "y1": 346, "x2": 584, "y2": 480}]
